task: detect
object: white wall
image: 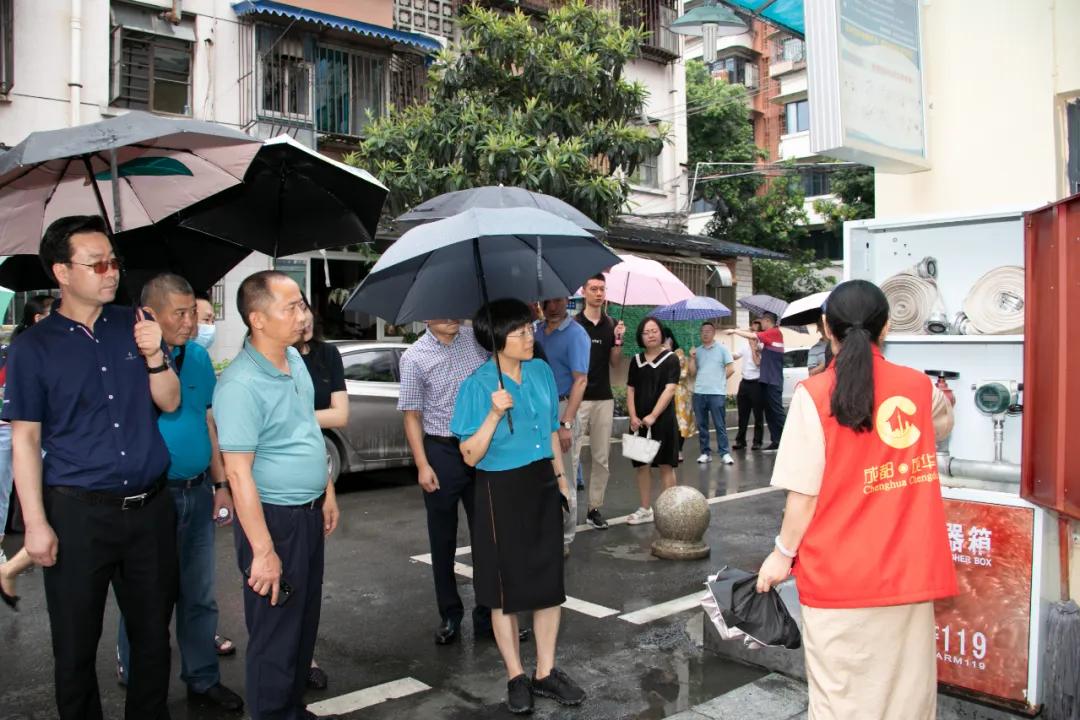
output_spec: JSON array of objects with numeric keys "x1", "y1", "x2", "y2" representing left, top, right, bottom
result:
[
  {"x1": 624, "y1": 52, "x2": 689, "y2": 219},
  {"x1": 0, "y1": 0, "x2": 246, "y2": 147},
  {"x1": 875, "y1": 0, "x2": 1075, "y2": 218}
]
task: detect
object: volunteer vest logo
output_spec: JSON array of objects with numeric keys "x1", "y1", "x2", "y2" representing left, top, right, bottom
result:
[{"x1": 875, "y1": 396, "x2": 921, "y2": 449}]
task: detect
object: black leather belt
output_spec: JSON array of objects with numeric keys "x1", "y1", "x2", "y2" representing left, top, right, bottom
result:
[
  {"x1": 51, "y1": 478, "x2": 166, "y2": 510},
  {"x1": 425, "y1": 434, "x2": 459, "y2": 447},
  {"x1": 169, "y1": 471, "x2": 207, "y2": 490}
]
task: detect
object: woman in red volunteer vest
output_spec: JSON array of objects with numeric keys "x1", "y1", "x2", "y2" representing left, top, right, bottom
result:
[{"x1": 756, "y1": 279, "x2": 957, "y2": 720}]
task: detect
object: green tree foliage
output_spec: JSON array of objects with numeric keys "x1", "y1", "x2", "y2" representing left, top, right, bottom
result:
[
  {"x1": 686, "y1": 60, "x2": 834, "y2": 300},
  {"x1": 812, "y1": 165, "x2": 875, "y2": 236},
  {"x1": 345, "y1": 1, "x2": 667, "y2": 228}
]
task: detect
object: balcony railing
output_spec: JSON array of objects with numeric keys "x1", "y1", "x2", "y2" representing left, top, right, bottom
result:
[
  {"x1": 621, "y1": 0, "x2": 679, "y2": 62},
  {"x1": 771, "y1": 37, "x2": 805, "y2": 64}
]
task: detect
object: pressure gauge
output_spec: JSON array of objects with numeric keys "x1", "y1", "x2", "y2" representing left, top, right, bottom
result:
[{"x1": 973, "y1": 381, "x2": 1019, "y2": 416}]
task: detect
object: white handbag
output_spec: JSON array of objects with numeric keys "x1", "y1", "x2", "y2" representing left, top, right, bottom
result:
[{"x1": 622, "y1": 426, "x2": 661, "y2": 464}]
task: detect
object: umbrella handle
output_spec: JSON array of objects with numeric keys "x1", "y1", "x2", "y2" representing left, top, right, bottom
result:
[{"x1": 473, "y1": 238, "x2": 513, "y2": 433}]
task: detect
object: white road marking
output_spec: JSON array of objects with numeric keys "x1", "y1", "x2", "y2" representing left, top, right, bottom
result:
[
  {"x1": 706, "y1": 485, "x2": 781, "y2": 505},
  {"x1": 410, "y1": 556, "x2": 619, "y2": 619},
  {"x1": 409, "y1": 546, "x2": 472, "y2": 564},
  {"x1": 618, "y1": 592, "x2": 702, "y2": 625},
  {"x1": 306, "y1": 677, "x2": 431, "y2": 716},
  {"x1": 575, "y1": 484, "x2": 781, "y2": 532}
]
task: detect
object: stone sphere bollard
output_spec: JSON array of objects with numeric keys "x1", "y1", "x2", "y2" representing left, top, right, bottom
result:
[{"x1": 651, "y1": 485, "x2": 711, "y2": 560}]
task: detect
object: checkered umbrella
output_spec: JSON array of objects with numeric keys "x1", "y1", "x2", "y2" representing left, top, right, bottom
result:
[{"x1": 649, "y1": 296, "x2": 731, "y2": 321}]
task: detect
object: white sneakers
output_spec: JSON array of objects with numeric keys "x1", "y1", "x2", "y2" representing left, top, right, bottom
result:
[
  {"x1": 697, "y1": 453, "x2": 735, "y2": 465},
  {"x1": 626, "y1": 507, "x2": 655, "y2": 525}
]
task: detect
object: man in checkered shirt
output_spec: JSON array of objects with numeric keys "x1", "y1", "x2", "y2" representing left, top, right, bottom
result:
[{"x1": 398, "y1": 319, "x2": 531, "y2": 646}]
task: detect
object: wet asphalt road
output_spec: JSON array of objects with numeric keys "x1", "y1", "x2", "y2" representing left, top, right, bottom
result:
[{"x1": 0, "y1": 439, "x2": 785, "y2": 720}]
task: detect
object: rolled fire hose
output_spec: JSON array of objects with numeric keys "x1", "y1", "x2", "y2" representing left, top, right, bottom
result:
[
  {"x1": 956, "y1": 265, "x2": 1025, "y2": 335},
  {"x1": 880, "y1": 257, "x2": 947, "y2": 334}
]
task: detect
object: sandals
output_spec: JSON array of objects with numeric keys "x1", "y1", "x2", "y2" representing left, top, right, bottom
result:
[{"x1": 215, "y1": 634, "x2": 236, "y2": 656}]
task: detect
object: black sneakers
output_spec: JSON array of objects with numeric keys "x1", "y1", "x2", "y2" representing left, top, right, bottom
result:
[
  {"x1": 531, "y1": 667, "x2": 586, "y2": 706},
  {"x1": 763, "y1": 442, "x2": 780, "y2": 452},
  {"x1": 586, "y1": 508, "x2": 608, "y2": 530},
  {"x1": 506, "y1": 674, "x2": 534, "y2": 714}
]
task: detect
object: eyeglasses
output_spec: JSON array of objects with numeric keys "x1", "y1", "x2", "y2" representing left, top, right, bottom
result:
[
  {"x1": 506, "y1": 329, "x2": 533, "y2": 340},
  {"x1": 67, "y1": 258, "x2": 122, "y2": 274}
]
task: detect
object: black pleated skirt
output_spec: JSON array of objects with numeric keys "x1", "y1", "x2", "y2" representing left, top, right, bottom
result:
[{"x1": 473, "y1": 459, "x2": 566, "y2": 613}]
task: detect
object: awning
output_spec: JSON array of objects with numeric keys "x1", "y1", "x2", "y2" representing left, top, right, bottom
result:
[
  {"x1": 606, "y1": 223, "x2": 789, "y2": 261},
  {"x1": 721, "y1": 0, "x2": 804, "y2": 37},
  {"x1": 231, "y1": 0, "x2": 444, "y2": 54}
]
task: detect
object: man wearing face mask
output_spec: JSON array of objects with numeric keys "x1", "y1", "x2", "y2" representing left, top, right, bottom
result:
[
  {"x1": 192, "y1": 294, "x2": 217, "y2": 350},
  {"x1": 115, "y1": 274, "x2": 242, "y2": 712}
]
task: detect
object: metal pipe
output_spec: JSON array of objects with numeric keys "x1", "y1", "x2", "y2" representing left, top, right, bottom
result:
[
  {"x1": 938, "y1": 454, "x2": 1021, "y2": 485},
  {"x1": 992, "y1": 418, "x2": 1005, "y2": 463},
  {"x1": 69, "y1": 0, "x2": 81, "y2": 126}
]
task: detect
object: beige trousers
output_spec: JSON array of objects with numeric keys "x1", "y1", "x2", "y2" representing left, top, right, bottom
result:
[
  {"x1": 572, "y1": 399, "x2": 615, "y2": 511},
  {"x1": 802, "y1": 602, "x2": 937, "y2": 720}
]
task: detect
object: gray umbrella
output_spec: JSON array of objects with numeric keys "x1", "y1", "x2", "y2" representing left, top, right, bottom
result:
[
  {"x1": 0, "y1": 111, "x2": 260, "y2": 252},
  {"x1": 737, "y1": 293, "x2": 788, "y2": 318},
  {"x1": 396, "y1": 186, "x2": 605, "y2": 236},
  {"x1": 346, "y1": 207, "x2": 618, "y2": 323},
  {"x1": 346, "y1": 206, "x2": 619, "y2": 433}
]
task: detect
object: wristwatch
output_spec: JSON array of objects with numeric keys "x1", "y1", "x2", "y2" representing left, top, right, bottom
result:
[
  {"x1": 560, "y1": 420, "x2": 573, "y2": 430},
  {"x1": 146, "y1": 355, "x2": 171, "y2": 374}
]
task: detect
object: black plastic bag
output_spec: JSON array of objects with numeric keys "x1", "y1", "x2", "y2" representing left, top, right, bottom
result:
[{"x1": 722, "y1": 575, "x2": 802, "y2": 650}]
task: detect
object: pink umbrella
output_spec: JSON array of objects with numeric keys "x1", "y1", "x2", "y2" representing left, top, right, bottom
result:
[{"x1": 603, "y1": 253, "x2": 694, "y2": 307}]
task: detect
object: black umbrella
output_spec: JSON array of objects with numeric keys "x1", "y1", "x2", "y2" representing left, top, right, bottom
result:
[
  {"x1": 346, "y1": 207, "x2": 619, "y2": 432},
  {"x1": 179, "y1": 135, "x2": 387, "y2": 257},
  {"x1": 0, "y1": 224, "x2": 251, "y2": 299},
  {"x1": 396, "y1": 186, "x2": 604, "y2": 236}
]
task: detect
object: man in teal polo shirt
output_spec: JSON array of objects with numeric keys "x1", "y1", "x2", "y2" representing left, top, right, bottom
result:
[
  {"x1": 115, "y1": 273, "x2": 242, "y2": 712},
  {"x1": 213, "y1": 270, "x2": 340, "y2": 720}
]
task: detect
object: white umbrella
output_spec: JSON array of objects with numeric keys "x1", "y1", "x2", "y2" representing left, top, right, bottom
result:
[{"x1": 780, "y1": 290, "x2": 832, "y2": 327}]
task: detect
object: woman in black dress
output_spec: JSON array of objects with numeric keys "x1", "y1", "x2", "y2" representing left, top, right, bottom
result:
[
  {"x1": 293, "y1": 294, "x2": 347, "y2": 690},
  {"x1": 625, "y1": 317, "x2": 681, "y2": 526}
]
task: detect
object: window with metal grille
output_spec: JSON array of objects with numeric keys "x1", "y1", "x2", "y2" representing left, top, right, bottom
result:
[
  {"x1": 390, "y1": 52, "x2": 428, "y2": 111},
  {"x1": 0, "y1": 0, "x2": 13, "y2": 97},
  {"x1": 257, "y1": 30, "x2": 312, "y2": 122},
  {"x1": 109, "y1": 28, "x2": 192, "y2": 115},
  {"x1": 631, "y1": 150, "x2": 661, "y2": 189},
  {"x1": 316, "y1": 45, "x2": 387, "y2": 137}
]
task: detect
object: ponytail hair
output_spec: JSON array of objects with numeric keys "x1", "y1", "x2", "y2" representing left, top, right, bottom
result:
[{"x1": 825, "y1": 280, "x2": 890, "y2": 432}]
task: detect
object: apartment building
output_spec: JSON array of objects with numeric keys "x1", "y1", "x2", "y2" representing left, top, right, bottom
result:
[{"x1": 680, "y1": 6, "x2": 841, "y2": 268}]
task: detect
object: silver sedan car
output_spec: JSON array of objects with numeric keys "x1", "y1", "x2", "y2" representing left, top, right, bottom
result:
[{"x1": 324, "y1": 341, "x2": 416, "y2": 482}]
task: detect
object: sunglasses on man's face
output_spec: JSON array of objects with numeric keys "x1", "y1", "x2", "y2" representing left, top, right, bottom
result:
[{"x1": 67, "y1": 258, "x2": 123, "y2": 274}]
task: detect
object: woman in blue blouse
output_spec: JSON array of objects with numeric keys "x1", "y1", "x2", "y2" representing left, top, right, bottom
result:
[{"x1": 451, "y1": 298, "x2": 586, "y2": 714}]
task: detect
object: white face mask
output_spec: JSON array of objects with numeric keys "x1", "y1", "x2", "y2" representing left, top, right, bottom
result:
[{"x1": 192, "y1": 323, "x2": 216, "y2": 350}]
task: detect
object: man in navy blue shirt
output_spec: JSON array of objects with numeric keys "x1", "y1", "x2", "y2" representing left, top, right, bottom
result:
[{"x1": 3, "y1": 216, "x2": 180, "y2": 720}]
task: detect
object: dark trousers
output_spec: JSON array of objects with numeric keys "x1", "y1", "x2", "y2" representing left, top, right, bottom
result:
[
  {"x1": 118, "y1": 481, "x2": 220, "y2": 692},
  {"x1": 43, "y1": 486, "x2": 178, "y2": 720},
  {"x1": 235, "y1": 501, "x2": 325, "y2": 720},
  {"x1": 735, "y1": 379, "x2": 765, "y2": 447},
  {"x1": 763, "y1": 381, "x2": 787, "y2": 443},
  {"x1": 423, "y1": 436, "x2": 489, "y2": 627}
]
